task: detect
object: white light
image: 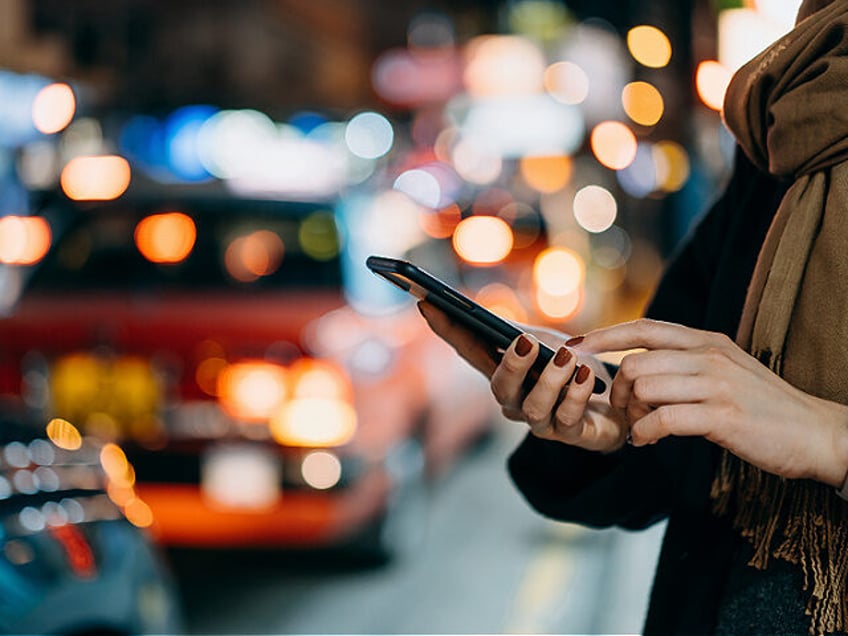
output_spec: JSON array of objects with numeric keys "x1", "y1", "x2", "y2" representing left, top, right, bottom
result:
[
  {"x1": 4, "y1": 442, "x2": 30, "y2": 468},
  {"x1": 201, "y1": 445, "x2": 281, "y2": 509},
  {"x1": 394, "y1": 169, "x2": 442, "y2": 208},
  {"x1": 573, "y1": 185, "x2": 617, "y2": 234},
  {"x1": 301, "y1": 451, "x2": 342, "y2": 490},
  {"x1": 345, "y1": 112, "x2": 394, "y2": 159},
  {"x1": 19, "y1": 506, "x2": 46, "y2": 533},
  {"x1": 13, "y1": 470, "x2": 38, "y2": 495},
  {"x1": 451, "y1": 135, "x2": 502, "y2": 184},
  {"x1": 460, "y1": 94, "x2": 584, "y2": 158},
  {"x1": 197, "y1": 109, "x2": 278, "y2": 179}
]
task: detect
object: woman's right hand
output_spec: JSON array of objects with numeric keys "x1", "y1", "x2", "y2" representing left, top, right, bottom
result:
[{"x1": 418, "y1": 301, "x2": 629, "y2": 453}]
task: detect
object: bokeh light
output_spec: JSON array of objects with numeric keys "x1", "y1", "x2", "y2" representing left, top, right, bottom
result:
[
  {"x1": 573, "y1": 185, "x2": 617, "y2": 233},
  {"x1": 31, "y1": 83, "x2": 76, "y2": 134},
  {"x1": 394, "y1": 169, "x2": 442, "y2": 208},
  {"x1": 452, "y1": 216, "x2": 514, "y2": 266},
  {"x1": 0, "y1": 216, "x2": 51, "y2": 265},
  {"x1": 653, "y1": 141, "x2": 690, "y2": 192},
  {"x1": 519, "y1": 155, "x2": 572, "y2": 193},
  {"x1": 345, "y1": 112, "x2": 394, "y2": 159},
  {"x1": 301, "y1": 451, "x2": 343, "y2": 490},
  {"x1": 299, "y1": 212, "x2": 341, "y2": 261},
  {"x1": 696, "y1": 60, "x2": 731, "y2": 111},
  {"x1": 536, "y1": 287, "x2": 582, "y2": 321},
  {"x1": 270, "y1": 399, "x2": 357, "y2": 448},
  {"x1": 590, "y1": 121, "x2": 638, "y2": 170},
  {"x1": 475, "y1": 283, "x2": 528, "y2": 324},
  {"x1": 543, "y1": 61, "x2": 590, "y2": 105},
  {"x1": 463, "y1": 35, "x2": 546, "y2": 96},
  {"x1": 223, "y1": 230, "x2": 285, "y2": 283},
  {"x1": 134, "y1": 212, "x2": 197, "y2": 264},
  {"x1": 419, "y1": 204, "x2": 462, "y2": 239},
  {"x1": 533, "y1": 247, "x2": 584, "y2": 296},
  {"x1": 60, "y1": 155, "x2": 131, "y2": 201},
  {"x1": 617, "y1": 143, "x2": 657, "y2": 198},
  {"x1": 289, "y1": 359, "x2": 352, "y2": 402},
  {"x1": 622, "y1": 81, "x2": 664, "y2": 127},
  {"x1": 627, "y1": 25, "x2": 672, "y2": 68},
  {"x1": 45, "y1": 418, "x2": 82, "y2": 451},
  {"x1": 217, "y1": 362, "x2": 289, "y2": 421},
  {"x1": 450, "y1": 136, "x2": 503, "y2": 184}
]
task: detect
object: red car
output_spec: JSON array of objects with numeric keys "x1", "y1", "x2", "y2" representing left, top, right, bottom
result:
[{"x1": 0, "y1": 191, "x2": 492, "y2": 559}]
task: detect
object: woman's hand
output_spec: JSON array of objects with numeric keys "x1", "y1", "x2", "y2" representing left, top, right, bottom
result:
[
  {"x1": 418, "y1": 301, "x2": 628, "y2": 452},
  {"x1": 570, "y1": 318, "x2": 848, "y2": 487}
]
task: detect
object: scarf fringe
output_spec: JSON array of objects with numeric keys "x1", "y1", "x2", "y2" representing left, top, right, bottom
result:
[{"x1": 711, "y1": 450, "x2": 848, "y2": 635}]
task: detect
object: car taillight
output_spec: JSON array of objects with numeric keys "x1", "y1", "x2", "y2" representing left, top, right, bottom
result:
[{"x1": 216, "y1": 361, "x2": 288, "y2": 422}]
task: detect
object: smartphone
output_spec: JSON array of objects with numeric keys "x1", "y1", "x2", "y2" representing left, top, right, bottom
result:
[{"x1": 366, "y1": 255, "x2": 606, "y2": 394}]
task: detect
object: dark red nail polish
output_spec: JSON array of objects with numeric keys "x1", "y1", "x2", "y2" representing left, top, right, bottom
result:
[
  {"x1": 575, "y1": 364, "x2": 591, "y2": 384},
  {"x1": 565, "y1": 336, "x2": 584, "y2": 347},
  {"x1": 515, "y1": 335, "x2": 532, "y2": 357},
  {"x1": 554, "y1": 346, "x2": 572, "y2": 367}
]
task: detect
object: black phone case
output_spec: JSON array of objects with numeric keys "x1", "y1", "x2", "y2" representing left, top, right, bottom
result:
[{"x1": 366, "y1": 255, "x2": 606, "y2": 394}]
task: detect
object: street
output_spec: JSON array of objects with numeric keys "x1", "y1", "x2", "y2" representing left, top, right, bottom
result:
[{"x1": 170, "y1": 420, "x2": 666, "y2": 634}]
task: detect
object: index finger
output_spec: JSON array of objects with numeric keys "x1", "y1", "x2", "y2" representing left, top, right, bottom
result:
[
  {"x1": 569, "y1": 319, "x2": 717, "y2": 354},
  {"x1": 418, "y1": 301, "x2": 500, "y2": 378}
]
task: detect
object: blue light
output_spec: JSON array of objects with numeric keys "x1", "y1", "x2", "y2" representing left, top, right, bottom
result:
[
  {"x1": 290, "y1": 111, "x2": 329, "y2": 135},
  {"x1": 165, "y1": 105, "x2": 218, "y2": 182},
  {"x1": 0, "y1": 71, "x2": 50, "y2": 148}
]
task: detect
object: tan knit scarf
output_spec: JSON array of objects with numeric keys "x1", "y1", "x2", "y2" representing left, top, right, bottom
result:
[{"x1": 710, "y1": 1, "x2": 848, "y2": 634}]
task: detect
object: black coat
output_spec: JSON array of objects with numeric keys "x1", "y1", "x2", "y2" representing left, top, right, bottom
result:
[{"x1": 507, "y1": 150, "x2": 790, "y2": 635}]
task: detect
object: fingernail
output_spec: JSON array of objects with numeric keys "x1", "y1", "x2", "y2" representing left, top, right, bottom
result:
[
  {"x1": 515, "y1": 335, "x2": 532, "y2": 357},
  {"x1": 565, "y1": 336, "x2": 584, "y2": 347},
  {"x1": 575, "y1": 365, "x2": 591, "y2": 384},
  {"x1": 554, "y1": 346, "x2": 572, "y2": 367}
]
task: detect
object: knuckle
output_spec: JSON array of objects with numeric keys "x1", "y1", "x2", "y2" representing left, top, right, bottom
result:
[
  {"x1": 618, "y1": 356, "x2": 638, "y2": 380},
  {"x1": 521, "y1": 401, "x2": 547, "y2": 423},
  {"x1": 490, "y1": 381, "x2": 508, "y2": 405},
  {"x1": 655, "y1": 405, "x2": 676, "y2": 433},
  {"x1": 631, "y1": 376, "x2": 650, "y2": 402}
]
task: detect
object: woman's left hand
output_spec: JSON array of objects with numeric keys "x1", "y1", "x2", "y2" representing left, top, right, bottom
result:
[{"x1": 569, "y1": 319, "x2": 848, "y2": 487}]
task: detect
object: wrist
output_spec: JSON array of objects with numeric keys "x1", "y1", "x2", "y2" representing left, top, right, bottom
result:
[{"x1": 818, "y1": 400, "x2": 848, "y2": 492}]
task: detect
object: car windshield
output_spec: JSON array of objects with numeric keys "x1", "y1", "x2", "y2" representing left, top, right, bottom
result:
[{"x1": 28, "y1": 197, "x2": 344, "y2": 292}]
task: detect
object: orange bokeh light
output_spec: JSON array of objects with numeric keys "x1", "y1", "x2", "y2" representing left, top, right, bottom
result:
[
  {"x1": 519, "y1": 155, "x2": 573, "y2": 193},
  {"x1": 590, "y1": 121, "x2": 638, "y2": 170},
  {"x1": 533, "y1": 247, "x2": 584, "y2": 296},
  {"x1": 224, "y1": 230, "x2": 285, "y2": 282},
  {"x1": 696, "y1": 60, "x2": 732, "y2": 111},
  {"x1": 288, "y1": 358, "x2": 353, "y2": 401},
  {"x1": 60, "y1": 156, "x2": 131, "y2": 201},
  {"x1": 32, "y1": 83, "x2": 76, "y2": 134},
  {"x1": 134, "y1": 212, "x2": 197, "y2": 264},
  {"x1": 0, "y1": 216, "x2": 51, "y2": 265},
  {"x1": 419, "y1": 203, "x2": 462, "y2": 239},
  {"x1": 452, "y1": 216, "x2": 514, "y2": 266},
  {"x1": 475, "y1": 283, "x2": 528, "y2": 324},
  {"x1": 217, "y1": 361, "x2": 289, "y2": 421},
  {"x1": 622, "y1": 81, "x2": 664, "y2": 127},
  {"x1": 627, "y1": 25, "x2": 673, "y2": 69}
]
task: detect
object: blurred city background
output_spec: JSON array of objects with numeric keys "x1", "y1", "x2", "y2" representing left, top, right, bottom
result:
[{"x1": 0, "y1": 0, "x2": 801, "y2": 634}]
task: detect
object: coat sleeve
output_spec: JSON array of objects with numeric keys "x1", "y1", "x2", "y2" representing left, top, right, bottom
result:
[{"x1": 507, "y1": 149, "x2": 779, "y2": 530}]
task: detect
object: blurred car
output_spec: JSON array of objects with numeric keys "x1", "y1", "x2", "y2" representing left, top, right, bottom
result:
[
  {"x1": 0, "y1": 400, "x2": 183, "y2": 635},
  {"x1": 0, "y1": 190, "x2": 492, "y2": 560}
]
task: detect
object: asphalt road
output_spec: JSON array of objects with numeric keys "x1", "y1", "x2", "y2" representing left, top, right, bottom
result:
[{"x1": 168, "y1": 421, "x2": 665, "y2": 634}]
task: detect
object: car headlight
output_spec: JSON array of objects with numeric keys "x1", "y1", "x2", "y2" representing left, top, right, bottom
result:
[
  {"x1": 217, "y1": 361, "x2": 288, "y2": 421},
  {"x1": 270, "y1": 398, "x2": 356, "y2": 448}
]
